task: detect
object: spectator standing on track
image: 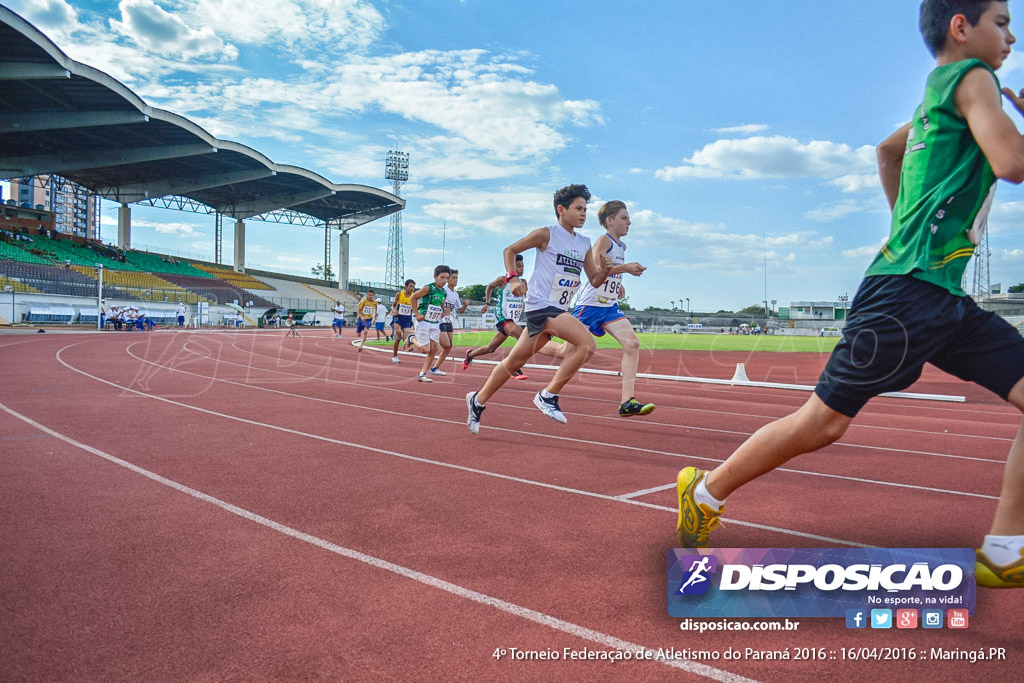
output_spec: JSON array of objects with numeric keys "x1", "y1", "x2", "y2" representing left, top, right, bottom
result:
[
  {"x1": 355, "y1": 290, "x2": 378, "y2": 352},
  {"x1": 410, "y1": 265, "x2": 451, "y2": 382},
  {"x1": 375, "y1": 300, "x2": 390, "y2": 341},
  {"x1": 430, "y1": 269, "x2": 469, "y2": 376},
  {"x1": 332, "y1": 300, "x2": 346, "y2": 338},
  {"x1": 465, "y1": 184, "x2": 613, "y2": 433},
  {"x1": 390, "y1": 279, "x2": 416, "y2": 364},
  {"x1": 177, "y1": 301, "x2": 186, "y2": 328},
  {"x1": 675, "y1": 0, "x2": 1024, "y2": 591},
  {"x1": 99, "y1": 299, "x2": 107, "y2": 330}
]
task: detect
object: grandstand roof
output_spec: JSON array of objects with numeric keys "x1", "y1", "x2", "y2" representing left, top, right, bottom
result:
[{"x1": 0, "y1": 6, "x2": 404, "y2": 228}]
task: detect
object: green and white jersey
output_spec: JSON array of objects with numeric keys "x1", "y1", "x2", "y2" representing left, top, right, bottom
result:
[
  {"x1": 493, "y1": 278, "x2": 526, "y2": 323},
  {"x1": 865, "y1": 59, "x2": 998, "y2": 296},
  {"x1": 417, "y1": 283, "x2": 447, "y2": 322}
]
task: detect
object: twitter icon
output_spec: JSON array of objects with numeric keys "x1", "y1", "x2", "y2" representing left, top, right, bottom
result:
[{"x1": 870, "y1": 609, "x2": 892, "y2": 629}]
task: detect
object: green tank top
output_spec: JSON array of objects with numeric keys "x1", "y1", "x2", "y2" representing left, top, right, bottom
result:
[
  {"x1": 493, "y1": 278, "x2": 525, "y2": 323},
  {"x1": 864, "y1": 59, "x2": 997, "y2": 296},
  {"x1": 417, "y1": 283, "x2": 447, "y2": 321}
]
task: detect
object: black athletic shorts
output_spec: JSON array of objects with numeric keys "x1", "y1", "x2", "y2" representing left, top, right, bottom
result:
[
  {"x1": 439, "y1": 322, "x2": 454, "y2": 333},
  {"x1": 815, "y1": 274, "x2": 1024, "y2": 417},
  {"x1": 523, "y1": 306, "x2": 568, "y2": 337},
  {"x1": 495, "y1": 319, "x2": 519, "y2": 335}
]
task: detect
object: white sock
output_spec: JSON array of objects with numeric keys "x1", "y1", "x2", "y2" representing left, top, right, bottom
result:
[
  {"x1": 540, "y1": 389, "x2": 556, "y2": 399},
  {"x1": 473, "y1": 395, "x2": 484, "y2": 408},
  {"x1": 695, "y1": 477, "x2": 725, "y2": 509},
  {"x1": 981, "y1": 535, "x2": 1024, "y2": 566}
]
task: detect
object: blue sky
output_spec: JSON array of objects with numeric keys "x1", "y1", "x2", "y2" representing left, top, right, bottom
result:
[{"x1": 6, "y1": 0, "x2": 1024, "y2": 310}]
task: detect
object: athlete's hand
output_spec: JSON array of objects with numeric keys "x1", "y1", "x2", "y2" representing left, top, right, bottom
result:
[
  {"x1": 416, "y1": 314, "x2": 424, "y2": 322},
  {"x1": 624, "y1": 261, "x2": 646, "y2": 276},
  {"x1": 598, "y1": 252, "x2": 614, "y2": 274},
  {"x1": 1002, "y1": 86, "x2": 1024, "y2": 116},
  {"x1": 510, "y1": 277, "x2": 527, "y2": 297},
  {"x1": 480, "y1": 304, "x2": 488, "y2": 313}
]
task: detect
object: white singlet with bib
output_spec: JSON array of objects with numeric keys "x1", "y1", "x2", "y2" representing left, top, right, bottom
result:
[
  {"x1": 575, "y1": 234, "x2": 624, "y2": 307},
  {"x1": 524, "y1": 225, "x2": 592, "y2": 312}
]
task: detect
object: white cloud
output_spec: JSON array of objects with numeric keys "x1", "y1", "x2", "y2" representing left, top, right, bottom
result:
[
  {"x1": 828, "y1": 174, "x2": 879, "y2": 193},
  {"x1": 656, "y1": 136, "x2": 876, "y2": 182},
  {"x1": 804, "y1": 200, "x2": 869, "y2": 223},
  {"x1": 186, "y1": 0, "x2": 385, "y2": 52},
  {"x1": 9, "y1": 0, "x2": 78, "y2": 41},
  {"x1": 110, "y1": 0, "x2": 237, "y2": 60},
  {"x1": 713, "y1": 124, "x2": 769, "y2": 135},
  {"x1": 842, "y1": 240, "x2": 885, "y2": 260},
  {"x1": 414, "y1": 247, "x2": 445, "y2": 255}
]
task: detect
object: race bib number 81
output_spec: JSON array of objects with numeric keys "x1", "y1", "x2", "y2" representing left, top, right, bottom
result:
[{"x1": 549, "y1": 278, "x2": 580, "y2": 309}]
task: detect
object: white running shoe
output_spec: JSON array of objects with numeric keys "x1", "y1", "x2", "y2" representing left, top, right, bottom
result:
[
  {"x1": 533, "y1": 391, "x2": 567, "y2": 423},
  {"x1": 392, "y1": 356, "x2": 401, "y2": 364},
  {"x1": 466, "y1": 391, "x2": 485, "y2": 434},
  {"x1": 429, "y1": 367, "x2": 446, "y2": 376},
  {"x1": 417, "y1": 372, "x2": 433, "y2": 383}
]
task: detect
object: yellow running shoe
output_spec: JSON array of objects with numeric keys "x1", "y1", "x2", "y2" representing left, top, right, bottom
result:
[
  {"x1": 676, "y1": 467, "x2": 723, "y2": 548},
  {"x1": 976, "y1": 549, "x2": 1024, "y2": 588}
]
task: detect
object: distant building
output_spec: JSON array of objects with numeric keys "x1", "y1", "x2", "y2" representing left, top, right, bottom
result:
[
  {"x1": 9, "y1": 175, "x2": 99, "y2": 239},
  {"x1": 785, "y1": 301, "x2": 850, "y2": 321}
]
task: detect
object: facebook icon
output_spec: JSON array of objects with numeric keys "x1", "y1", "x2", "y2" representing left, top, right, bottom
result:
[{"x1": 845, "y1": 609, "x2": 867, "y2": 629}]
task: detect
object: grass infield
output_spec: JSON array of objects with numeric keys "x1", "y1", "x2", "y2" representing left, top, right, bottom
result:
[{"x1": 365, "y1": 332, "x2": 840, "y2": 353}]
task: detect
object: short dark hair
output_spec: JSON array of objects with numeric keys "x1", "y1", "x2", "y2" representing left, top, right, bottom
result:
[
  {"x1": 404, "y1": 278, "x2": 415, "y2": 286},
  {"x1": 920, "y1": 0, "x2": 999, "y2": 56},
  {"x1": 367, "y1": 289, "x2": 374, "y2": 294},
  {"x1": 553, "y1": 184, "x2": 591, "y2": 217},
  {"x1": 449, "y1": 269, "x2": 458, "y2": 276},
  {"x1": 433, "y1": 264, "x2": 452, "y2": 277},
  {"x1": 515, "y1": 254, "x2": 524, "y2": 262}
]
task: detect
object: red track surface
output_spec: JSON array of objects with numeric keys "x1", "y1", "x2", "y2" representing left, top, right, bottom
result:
[{"x1": 1, "y1": 329, "x2": 1022, "y2": 681}]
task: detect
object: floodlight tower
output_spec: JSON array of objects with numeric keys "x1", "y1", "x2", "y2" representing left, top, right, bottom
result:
[
  {"x1": 971, "y1": 229, "x2": 991, "y2": 302},
  {"x1": 385, "y1": 151, "x2": 409, "y2": 289}
]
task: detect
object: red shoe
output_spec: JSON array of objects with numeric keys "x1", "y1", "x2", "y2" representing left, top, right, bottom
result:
[{"x1": 511, "y1": 369, "x2": 528, "y2": 380}]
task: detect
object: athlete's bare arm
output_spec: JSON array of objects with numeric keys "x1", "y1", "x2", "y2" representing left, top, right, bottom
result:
[
  {"x1": 959, "y1": 67, "x2": 1024, "y2": 183},
  {"x1": 504, "y1": 228, "x2": 548, "y2": 297},
  {"x1": 877, "y1": 122, "x2": 910, "y2": 211}
]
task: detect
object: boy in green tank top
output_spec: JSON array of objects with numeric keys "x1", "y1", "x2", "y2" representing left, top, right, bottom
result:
[
  {"x1": 675, "y1": 0, "x2": 1024, "y2": 589},
  {"x1": 409, "y1": 265, "x2": 451, "y2": 382}
]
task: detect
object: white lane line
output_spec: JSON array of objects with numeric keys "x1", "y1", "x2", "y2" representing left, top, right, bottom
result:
[
  {"x1": 64, "y1": 341, "x2": 873, "y2": 547},
  {"x1": 615, "y1": 483, "x2": 678, "y2": 500},
  {"x1": 168, "y1": 341, "x2": 1010, "y2": 483},
  {"x1": 281, "y1": 334, "x2": 1020, "y2": 421},
  {"x1": 0, "y1": 400, "x2": 754, "y2": 682},
  {"x1": 232, "y1": 338, "x2": 1019, "y2": 447}
]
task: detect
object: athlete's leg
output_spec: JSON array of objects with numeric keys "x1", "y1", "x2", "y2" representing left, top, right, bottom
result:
[
  {"x1": 476, "y1": 330, "x2": 555, "y2": 403},
  {"x1": 989, "y1": 378, "x2": 1024, "y2": 536},
  {"x1": 538, "y1": 313, "x2": 596, "y2": 395},
  {"x1": 536, "y1": 339, "x2": 570, "y2": 359},
  {"x1": 602, "y1": 317, "x2": 641, "y2": 403},
  {"x1": 704, "y1": 393, "x2": 852, "y2": 500},
  {"x1": 467, "y1": 329, "x2": 509, "y2": 362},
  {"x1": 421, "y1": 339, "x2": 440, "y2": 376},
  {"x1": 433, "y1": 330, "x2": 453, "y2": 369}
]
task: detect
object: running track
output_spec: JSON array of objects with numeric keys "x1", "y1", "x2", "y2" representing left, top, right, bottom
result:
[{"x1": 1, "y1": 329, "x2": 1022, "y2": 681}]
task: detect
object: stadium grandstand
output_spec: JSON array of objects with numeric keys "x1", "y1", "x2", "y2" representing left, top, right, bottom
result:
[{"x1": 0, "y1": 6, "x2": 402, "y2": 327}]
